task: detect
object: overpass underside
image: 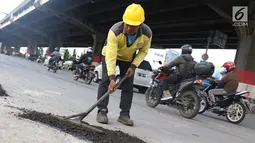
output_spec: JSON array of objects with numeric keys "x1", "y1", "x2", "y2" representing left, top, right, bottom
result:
[
  {"x1": 1, "y1": 0, "x2": 255, "y2": 98},
  {"x1": 0, "y1": 0, "x2": 238, "y2": 49}
]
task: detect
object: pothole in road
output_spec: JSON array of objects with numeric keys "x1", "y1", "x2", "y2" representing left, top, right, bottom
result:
[{"x1": 17, "y1": 109, "x2": 146, "y2": 143}]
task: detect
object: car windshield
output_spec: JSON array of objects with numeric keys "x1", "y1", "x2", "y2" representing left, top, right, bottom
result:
[{"x1": 138, "y1": 61, "x2": 152, "y2": 71}]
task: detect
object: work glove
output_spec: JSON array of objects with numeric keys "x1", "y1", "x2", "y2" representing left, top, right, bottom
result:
[
  {"x1": 126, "y1": 68, "x2": 134, "y2": 78},
  {"x1": 108, "y1": 79, "x2": 116, "y2": 93}
]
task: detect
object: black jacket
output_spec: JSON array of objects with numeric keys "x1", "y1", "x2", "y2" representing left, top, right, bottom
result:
[
  {"x1": 165, "y1": 54, "x2": 195, "y2": 77},
  {"x1": 79, "y1": 54, "x2": 92, "y2": 65}
]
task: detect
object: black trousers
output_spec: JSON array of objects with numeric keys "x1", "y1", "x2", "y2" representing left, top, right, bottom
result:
[
  {"x1": 97, "y1": 56, "x2": 134, "y2": 116},
  {"x1": 162, "y1": 74, "x2": 179, "y2": 90}
]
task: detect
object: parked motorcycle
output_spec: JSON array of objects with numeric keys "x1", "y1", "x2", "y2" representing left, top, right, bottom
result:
[
  {"x1": 73, "y1": 64, "x2": 95, "y2": 84},
  {"x1": 47, "y1": 60, "x2": 58, "y2": 73},
  {"x1": 198, "y1": 78, "x2": 251, "y2": 124},
  {"x1": 145, "y1": 67, "x2": 206, "y2": 119}
]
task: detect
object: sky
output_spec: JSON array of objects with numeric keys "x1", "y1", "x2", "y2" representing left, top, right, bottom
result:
[
  {"x1": 2, "y1": 0, "x2": 237, "y2": 68},
  {"x1": 0, "y1": 0, "x2": 24, "y2": 20}
]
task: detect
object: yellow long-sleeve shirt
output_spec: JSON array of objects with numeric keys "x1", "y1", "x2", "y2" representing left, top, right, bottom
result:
[{"x1": 102, "y1": 21, "x2": 152, "y2": 78}]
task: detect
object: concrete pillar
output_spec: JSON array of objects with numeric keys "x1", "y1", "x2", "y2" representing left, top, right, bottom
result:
[
  {"x1": 5, "y1": 44, "x2": 13, "y2": 55},
  {"x1": 47, "y1": 37, "x2": 62, "y2": 55},
  {"x1": 234, "y1": 23, "x2": 255, "y2": 99},
  {"x1": 0, "y1": 43, "x2": 5, "y2": 54},
  {"x1": 91, "y1": 33, "x2": 105, "y2": 65},
  {"x1": 14, "y1": 44, "x2": 21, "y2": 54},
  {"x1": 27, "y1": 41, "x2": 37, "y2": 61}
]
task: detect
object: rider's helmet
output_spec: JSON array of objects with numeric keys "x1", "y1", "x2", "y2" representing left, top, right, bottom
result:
[
  {"x1": 87, "y1": 48, "x2": 92, "y2": 55},
  {"x1": 54, "y1": 47, "x2": 59, "y2": 52},
  {"x1": 122, "y1": 3, "x2": 145, "y2": 26},
  {"x1": 181, "y1": 44, "x2": 192, "y2": 54},
  {"x1": 222, "y1": 61, "x2": 235, "y2": 72}
]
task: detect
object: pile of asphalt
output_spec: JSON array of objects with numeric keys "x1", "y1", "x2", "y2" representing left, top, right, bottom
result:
[
  {"x1": 0, "y1": 84, "x2": 9, "y2": 96},
  {"x1": 18, "y1": 110, "x2": 146, "y2": 143}
]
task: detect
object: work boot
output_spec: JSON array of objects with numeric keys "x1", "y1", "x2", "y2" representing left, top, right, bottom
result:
[
  {"x1": 117, "y1": 115, "x2": 134, "y2": 126},
  {"x1": 96, "y1": 109, "x2": 108, "y2": 124}
]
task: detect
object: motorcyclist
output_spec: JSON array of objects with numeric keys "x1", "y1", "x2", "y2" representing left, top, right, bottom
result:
[
  {"x1": 48, "y1": 47, "x2": 61, "y2": 68},
  {"x1": 208, "y1": 61, "x2": 239, "y2": 105},
  {"x1": 159, "y1": 44, "x2": 196, "y2": 101},
  {"x1": 74, "y1": 48, "x2": 93, "y2": 76}
]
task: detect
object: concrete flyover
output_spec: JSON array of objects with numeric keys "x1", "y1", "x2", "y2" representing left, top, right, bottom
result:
[
  {"x1": 0, "y1": 0, "x2": 238, "y2": 54},
  {"x1": 0, "y1": 0, "x2": 255, "y2": 99}
]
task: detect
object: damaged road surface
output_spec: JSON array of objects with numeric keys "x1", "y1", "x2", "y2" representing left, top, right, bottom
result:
[
  {"x1": 1, "y1": 54, "x2": 255, "y2": 143},
  {"x1": 18, "y1": 110, "x2": 145, "y2": 143}
]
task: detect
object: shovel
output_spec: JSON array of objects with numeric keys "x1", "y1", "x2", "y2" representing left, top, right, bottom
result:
[{"x1": 49, "y1": 74, "x2": 128, "y2": 134}]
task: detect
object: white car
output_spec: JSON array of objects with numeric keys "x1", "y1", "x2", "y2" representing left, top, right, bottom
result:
[
  {"x1": 94, "y1": 60, "x2": 153, "y2": 93},
  {"x1": 62, "y1": 60, "x2": 73, "y2": 70}
]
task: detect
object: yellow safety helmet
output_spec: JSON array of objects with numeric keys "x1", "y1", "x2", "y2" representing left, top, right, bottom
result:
[{"x1": 122, "y1": 3, "x2": 145, "y2": 26}]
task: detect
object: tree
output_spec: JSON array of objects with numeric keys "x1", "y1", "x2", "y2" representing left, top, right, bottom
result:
[{"x1": 63, "y1": 49, "x2": 70, "y2": 61}]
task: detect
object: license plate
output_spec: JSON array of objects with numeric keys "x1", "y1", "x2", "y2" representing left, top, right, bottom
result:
[{"x1": 137, "y1": 73, "x2": 147, "y2": 77}]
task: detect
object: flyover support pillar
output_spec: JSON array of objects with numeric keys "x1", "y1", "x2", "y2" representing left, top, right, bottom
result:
[
  {"x1": 5, "y1": 44, "x2": 12, "y2": 55},
  {"x1": 27, "y1": 41, "x2": 37, "y2": 61},
  {"x1": 47, "y1": 37, "x2": 61, "y2": 55},
  {"x1": 0, "y1": 43, "x2": 5, "y2": 54},
  {"x1": 14, "y1": 44, "x2": 21, "y2": 54},
  {"x1": 92, "y1": 33, "x2": 105, "y2": 65},
  {"x1": 234, "y1": 24, "x2": 255, "y2": 99}
]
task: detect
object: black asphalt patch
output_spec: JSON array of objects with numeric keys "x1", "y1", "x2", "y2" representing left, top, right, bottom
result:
[
  {"x1": 18, "y1": 110, "x2": 146, "y2": 143},
  {"x1": 0, "y1": 85, "x2": 9, "y2": 96}
]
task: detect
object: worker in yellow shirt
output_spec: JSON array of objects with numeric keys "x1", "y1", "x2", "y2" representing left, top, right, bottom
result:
[{"x1": 96, "y1": 3, "x2": 152, "y2": 126}]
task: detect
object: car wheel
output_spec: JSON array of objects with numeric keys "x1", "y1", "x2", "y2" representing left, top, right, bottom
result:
[{"x1": 138, "y1": 87, "x2": 148, "y2": 94}]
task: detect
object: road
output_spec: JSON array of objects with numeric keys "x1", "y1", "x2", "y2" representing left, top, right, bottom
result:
[{"x1": 0, "y1": 54, "x2": 255, "y2": 143}]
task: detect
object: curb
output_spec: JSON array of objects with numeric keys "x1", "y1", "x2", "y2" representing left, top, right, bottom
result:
[
  {"x1": 248, "y1": 97, "x2": 255, "y2": 104},
  {"x1": 251, "y1": 106, "x2": 255, "y2": 115},
  {"x1": 247, "y1": 97, "x2": 255, "y2": 115}
]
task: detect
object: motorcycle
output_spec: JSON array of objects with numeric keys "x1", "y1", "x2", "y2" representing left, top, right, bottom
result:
[
  {"x1": 48, "y1": 60, "x2": 58, "y2": 73},
  {"x1": 198, "y1": 78, "x2": 251, "y2": 124},
  {"x1": 73, "y1": 64, "x2": 95, "y2": 84},
  {"x1": 145, "y1": 68, "x2": 205, "y2": 119},
  {"x1": 69, "y1": 58, "x2": 79, "y2": 71}
]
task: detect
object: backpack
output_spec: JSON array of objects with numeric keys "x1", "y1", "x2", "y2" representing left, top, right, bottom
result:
[
  {"x1": 181, "y1": 55, "x2": 197, "y2": 78},
  {"x1": 81, "y1": 55, "x2": 92, "y2": 65}
]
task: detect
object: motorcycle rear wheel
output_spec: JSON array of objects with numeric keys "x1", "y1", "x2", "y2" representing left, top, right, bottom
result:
[
  {"x1": 178, "y1": 91, "x2": 200, "y2": 119},
  {"x1": 226, "y1": 102, "x2": 246, "y2": 124}
]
